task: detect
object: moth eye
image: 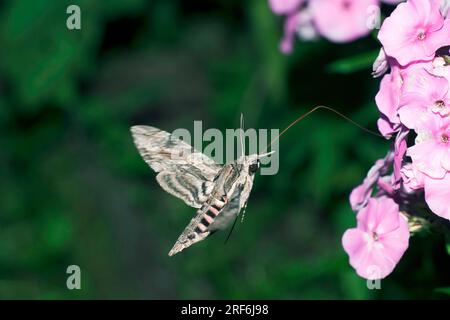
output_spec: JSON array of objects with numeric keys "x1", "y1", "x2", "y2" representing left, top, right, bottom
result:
[{"x1": 249, "y1": 163, "x2": 259, "y2": 174}]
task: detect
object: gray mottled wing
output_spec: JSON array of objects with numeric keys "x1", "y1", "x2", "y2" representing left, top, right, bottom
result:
[
  {"x1": 208, "y1": 187, "x2": 242, "y2": 231},
  {"x1": 131, "y1": 125, "x2": 221, "y2": 178},
  {"x1": 209, "y1": 173, "x2": 255, "y2": 230},
  {"x1": 156, "y1": 172, "x2": 214, "y2": 209},
  {"x1": 131, "y1": 125, "x2": 221, "y2": 208}
]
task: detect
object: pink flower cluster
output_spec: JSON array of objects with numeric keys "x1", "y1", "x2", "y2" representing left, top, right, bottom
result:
[
  {"x1": 268, "y1": 0, "x2": 403, "y2": 54},
  {"x1": 343, "y1": 0, "x2": 450, "y2": 280}
]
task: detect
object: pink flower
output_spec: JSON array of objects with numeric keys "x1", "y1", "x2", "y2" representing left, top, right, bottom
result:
[
  {"x1": 377, "y1": 175, "x2": 395, "y2": 196},
  {"x1": 268, "y1": 0, "x2": 305, "y2": 54},
  {"x1": 372, "y1": 48, "x2": 389, "y2": 78},
  {"x1": 398, "y1": 69, "x2": 450, "y2": 129},
  {"x1": 295, "y1": 7, "x2": 319, "y2": 41},
  {"x1": 342, "y1": 197, "x2": 410, "y2": 280},
  {"x1": 344, "y1": 0, "x2": 450, "y2": 281},
  {"x1": 279, "y1": 8, "x2": 318, "y2": 54},
  {"x1": 424, "y1": 173, "x2": 450, "y2": 220},
  {"x1": 407, "y1": 112, "x2": 450, "y2": 178},
  {"x1": 401, "y1": 163, "x2": 425, "y2": 192},
  {"x1": 381, "y1": 0, "x2": 404, "y2": 4},
  {"x1": 310, "y1": 0, "x2": 378, "y2": 43},
  {"x1": 393, "y1": 128, "x2": 409, "y2": 187},
  {"x1": 375, "y1": 65, "x2": 403, "y2": 137},
  {"x1": 350, "y1": 152, "x2": 394, "y2": 211},
  {"x1": 377, "y1": 116, "x2": 398, "y2": 138},
  {"x1": 433, "y1": 58, "x2": 450, "y2": 83},
  {"x1": 269, "y1": 0, "x2": 304, "y2": 15},
  {"x1": 280, "y1": 12, "x2": 302, "y2": 54},
  {"x1": 398, "y1": 58, "x2": 434, "y2": 89},
  {"x1": 375, "y1": 60, "x2": 438, "y2": 138},
  {"x1": 378, "y1": 0, "x2": 450, "y2": 66}
]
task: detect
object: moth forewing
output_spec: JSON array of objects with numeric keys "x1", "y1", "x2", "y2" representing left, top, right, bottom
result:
[
  {"x1": 130, "y1": 125, "x2": 221, "y2": 181},
  {"x1": 131, "y1": 125, "x2": 221, "y2": 209}
]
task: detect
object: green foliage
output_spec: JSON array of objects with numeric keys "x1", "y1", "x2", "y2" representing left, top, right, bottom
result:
[
  {"x1": 327, "y1": 50, "x2": 379, "y2": 74},
  {"x1": 0, "y1": 0, "x2": 448, "y2": 299},
  {"x1": 446, "y1": 234, "x2": 450, "y2": 255},
  {"x1": 435, "y1": 287, "x2": 450, "y2": 296}
]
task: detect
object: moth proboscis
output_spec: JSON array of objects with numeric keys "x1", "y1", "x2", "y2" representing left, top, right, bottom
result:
[{"x1": 131, "y1": 106, "x2": 382, "y2": 256}]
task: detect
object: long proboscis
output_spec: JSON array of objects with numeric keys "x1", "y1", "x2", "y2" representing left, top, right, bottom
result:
[{"x1": 263, "y1": 105, "x2": 384, "y2": 153}]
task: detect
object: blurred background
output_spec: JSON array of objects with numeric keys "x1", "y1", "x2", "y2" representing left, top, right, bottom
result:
[{"x1": 0, "y1": 0, "x2": 449, "y2": 299}]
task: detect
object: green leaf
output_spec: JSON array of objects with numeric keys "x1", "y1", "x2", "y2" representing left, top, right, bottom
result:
[
  {"x1": 434, "y1": 287, "x2": 450, "y2": 295},
  {"x1": 327, "y1": 50, "x2": 379, "y2": 74},
  {"x1": 445, "y1": 233, "x2": 450, "y2": 255}
]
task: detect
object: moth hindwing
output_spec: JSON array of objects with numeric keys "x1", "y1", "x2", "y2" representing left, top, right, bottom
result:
[{"x1": 131, "y1": 125, "x2": 263, "y2": 256}]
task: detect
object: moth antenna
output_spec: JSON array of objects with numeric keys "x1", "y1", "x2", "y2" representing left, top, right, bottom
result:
[
  {"x1": 240, "y1": 113, "x2": 245, "y2": 157},
  {"x1": 264, "y1": 105, "x2": 384, "y2": 152}
]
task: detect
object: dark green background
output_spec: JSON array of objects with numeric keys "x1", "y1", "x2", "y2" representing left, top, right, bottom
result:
[{"x1": 0, "y1": 0, "x2": 449, "y2": 299}]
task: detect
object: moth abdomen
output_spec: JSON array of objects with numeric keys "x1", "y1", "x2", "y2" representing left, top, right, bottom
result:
[
  {"x1": 194, "y1": 226, "x2": 204, "y2": 234},
  {"x1": 197, "y1": 203, "x2": 224, "y2": 230},
  {"x1": 168, "y1": 202, "x2": 228, "y2": 256},
  {"x1": 205, "y1": 204, "x2": 220, "y2": 219}
]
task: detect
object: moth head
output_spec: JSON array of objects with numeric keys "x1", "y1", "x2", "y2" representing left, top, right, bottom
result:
[
  {"x1": 245, "y1": 151, "x2": 275, "y2": 175},
  {"x1": 248, "y1": 159, "x2": 260, "y2": 175}
]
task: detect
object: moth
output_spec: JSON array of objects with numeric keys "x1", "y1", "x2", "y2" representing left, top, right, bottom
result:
[{"x1": 130, "y1": 123, "x2": 273, "y2": 256}]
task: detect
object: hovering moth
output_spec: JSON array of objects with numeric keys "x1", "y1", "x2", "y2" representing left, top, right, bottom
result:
[{"x1": 131, "y1": 124, "x2": 273, "y2": 256}]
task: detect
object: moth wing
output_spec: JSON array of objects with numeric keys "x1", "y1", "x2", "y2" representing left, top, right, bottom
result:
[
  {"x1": 131, "y1": 125, "x2": 221, "y2": 181},
  {"x1": 208, "y1": 188, "x2": 242, "y2": 231},
  {"x1": 131, "y1": 125, "x2": 221, "y2": 208},
  {"x1": 210, "y1": 172, "x2": 256, "y2": 230},
  {"x1": 156, "y1": 171, "x2": 214, "y2": 209}
]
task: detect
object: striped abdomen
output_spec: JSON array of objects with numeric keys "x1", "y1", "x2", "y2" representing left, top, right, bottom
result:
[
  {"x1": 193, "y1": 203, "x2": 223, "y2": 234},
  {"x1": 168, "y1": 199, "x2": 226, "y2": 256}
]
